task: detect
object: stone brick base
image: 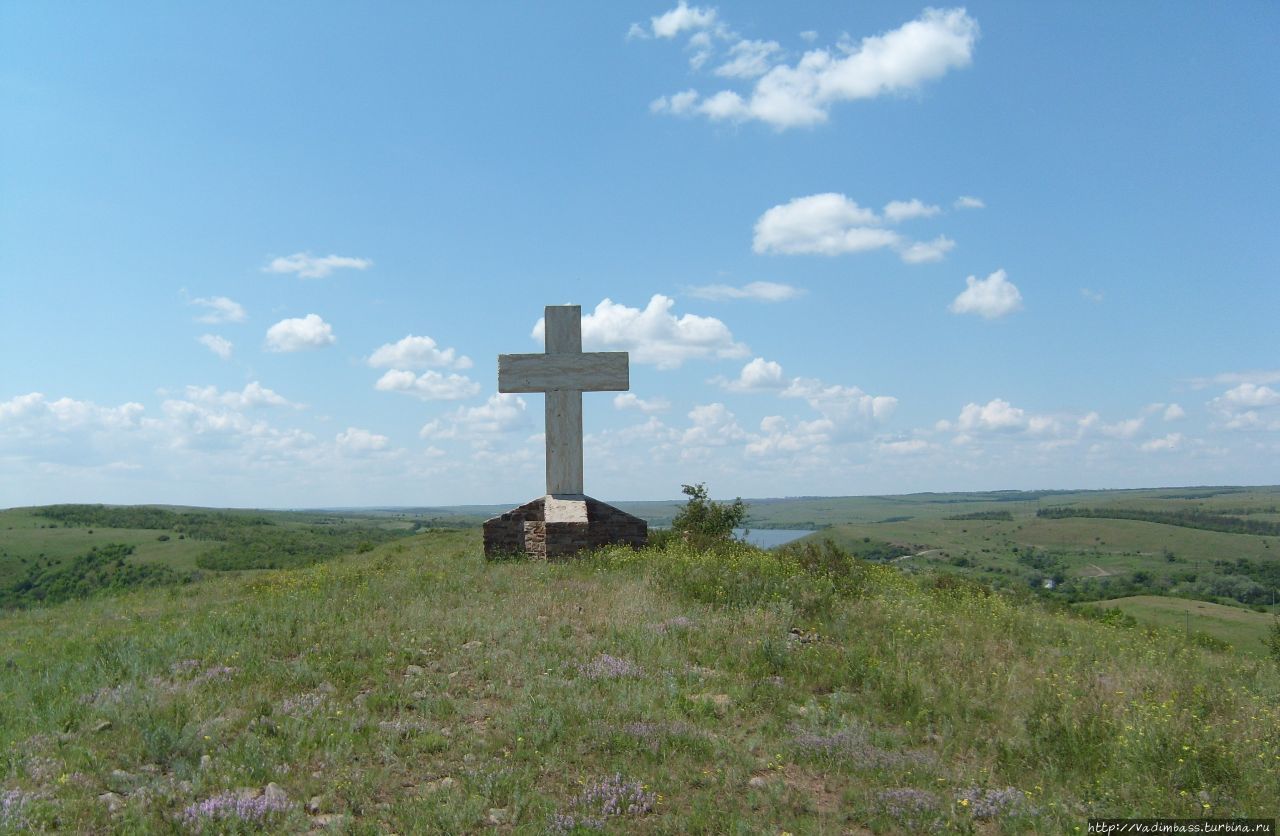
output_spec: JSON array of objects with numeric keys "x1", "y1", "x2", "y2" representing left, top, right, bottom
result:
[{"x1": 482, "y1": 494, "x2": 648, "y2": 559}]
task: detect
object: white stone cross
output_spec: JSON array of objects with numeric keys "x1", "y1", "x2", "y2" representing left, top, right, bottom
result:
[{"x1": 498, "y1": 305, "x2": 628, "y2": 496}]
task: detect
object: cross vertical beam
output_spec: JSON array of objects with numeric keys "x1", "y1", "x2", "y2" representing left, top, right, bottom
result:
[
  {"x1": 497, "y1": 305, "x2": 629, "y2": 497},
  {"x1": 544, "y1": 306, "x2": 584, "y2": 495}
]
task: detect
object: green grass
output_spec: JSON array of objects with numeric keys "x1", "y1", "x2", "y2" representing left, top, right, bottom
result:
[
  {"x1": 0, "y1": 505, "x2": 430, "y2": 589},
  {"x1": 0, "y1": 509, "x2": 215, "y2": 585},
  {"x1": 1081, "y1": 596, "x2": 1277, "y2": 659},
  {"x1": 0, "y1": 530, "x2": 1277, "y2": 833}
]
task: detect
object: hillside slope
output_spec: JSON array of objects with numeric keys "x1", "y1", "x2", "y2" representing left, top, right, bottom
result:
[{"x1": 0, "y1": 531, "x2": 1277, "y2": 832}]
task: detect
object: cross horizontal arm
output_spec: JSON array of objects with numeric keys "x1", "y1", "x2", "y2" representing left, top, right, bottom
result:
[{"x1": 498, "y1": 352, "x2": 629, "y2": 393}]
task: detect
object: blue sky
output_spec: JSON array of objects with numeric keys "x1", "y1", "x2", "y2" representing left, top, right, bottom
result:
[{"x1": 2, "y1": 2, "x2": 1277, "y2": 507}]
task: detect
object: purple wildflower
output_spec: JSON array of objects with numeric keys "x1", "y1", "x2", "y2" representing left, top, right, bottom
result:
[
  {"x1": 577, "y1": 654, "x2": 643, "y2": 680},
  {"x1": 651, "y1": 616, "x2": 696, "y2": 634},
  {"x1": 620, "y1": 721, "x2": 697, "y2": 753},
  {"x1": 872, "y1": 788, "x2": 944, "y2": 833},
  {"x1": 1, "y1": 790, "x2": 33, "y2": 829},
  {"x1": 279, "y1": 691, "x2": 326, "y2": 717},
  {"x1": 875, "y1": 787, "x2": 940, "y2": 817},
  {"x1": 81, "y1": 681, "x2": 138, "y2": 705},
  {"x1": 792, "y1": 727, "x2": 935, "y2": 770},
  {"x1": 170, "y1": 659, "x2": 202, "y2": 676},
  {"x1": 957, "y1": 786, "x2": 1028, "y2": 820},
  {"x1": 191, "y1": 665, "x2": 237, "y2": 685},
  {"x1": 548, "y1": 774, "x2": 655, "y2": 834},
  {"x1": 179, "y1": 791, "x2": 292, "y2": 831}
]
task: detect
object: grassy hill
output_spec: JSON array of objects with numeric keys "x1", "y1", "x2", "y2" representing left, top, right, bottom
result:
[
  {"x1": 1, "y1": 528, "x2": 1277, "y2": 832},
  {"x1": 1080, "y1": 596, "x2": 1278, "y2": 658}
]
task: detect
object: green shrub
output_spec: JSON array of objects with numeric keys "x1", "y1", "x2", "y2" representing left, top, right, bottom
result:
[
  {"x1": 671, "y1": 483, "x2": 747, "y2": 549},
  {"x1": 1265, "y1": 616, "x2": 1280, "y2": 664}
]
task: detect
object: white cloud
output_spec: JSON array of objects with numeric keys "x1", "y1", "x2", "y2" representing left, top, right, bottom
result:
[
  {"x1": 949, "y1": 269, "x2": 1023, "y2": 319},
  {"x1": 753, "y1": 193, "x2": 954, "y2": 263},
  {"x1": 374, "y1": 369, "x2": 480, "y2": 401},
  {"x1": 1187, "y1": 369, "x2": 1280, "y2": 389},
  {"x1": 265, "y1": 314, "x2": 336, "y2": 352},
  {"x1": 1163, "y1": 403, "x2": 1185, "y2": 421},
  {"x1": 942, "y1": 401, "x2": 1199, "y2": 454},
  {"x1": 746, "y1": 415, "x2": 834, "y2": 456},
  {"x1": 715, "y1": 39, "x2": 781, "y2": 78},
  {"x1": 263, "y1": 252, "x2": 372, "y2": 279},
  {"x1": 0, "y1": 387, "x2": 459, "y2": 505},
  {"x1": 1028, "y1": 415, "x2": 1066, "y2": 437},
  {"x1": 191, "y1": 296, "x2": 246, "y2": 324},
  {"x1": 422, "y1": 393, "x2": 529, "y2": 439},
  {"x1": 1100, "y1": 417, "x2": 1144, "y2": 439},
  {"x1": 1217, "y1": 382, "x2": 1280, "y2": 409},
  {"x1": 335, "y1": 427, "x2": 390, "y2": 454},
  {"x1": 753, "y1": 193, "x2": 897, "y2": 256},
  {"x1": 533, "y1": 295, "x2": 749, "y2": 370},
  {"x1": 681, "y1": 403, "x2": 746, "y2": 449},
  {"x1": 184, "y1": 382, "x2": 294, "y2": 410},
  {"x1": 697, "y1": 89, "x2": 750, "y2": 119},
  {"x1": 954, "y1": 195, "x2": 985, "y2": 210},
  {"x1": 957, "y1": 398, "x2": 1026, "y2": 432},
  {"x1": 614, "y1": 393, "x2": 671, "y2": 414},
  {"x1": 782, "y1": 377, "x2": 897, "y2": 424},
  {"x1": 1209, "y1": 383, "x2": 1280, "y2": 430},
  {"x1": 368, "y1": 335, "x2": 472, "y2": 370},
  {"x1": 799, "y1": 30, "x2": 818, "y2": 43},
  {"x1": 1141, "y1": 433, "x2": 1184, "y2": 452},
  {"x1": 686, "y1": 281, "x2": 803, "y2": 302},
  {"x1": 651, "y1": 88, "x2": 702, "y2": 114},
  {"x1": 0, "y1": 392, "x2": 147, "y2": 436},
  {"x1": 197, "y1": 334, "x2": 232, "y2": 360},
  {"x1": 1081, "y1": 288, "x2": 1105, "y2": 303},
  {"x1": 159, "y1": 401, "x2": 316, "y2": 457},
  {"x1": 687, "y1": 30, "x2": 716, "y2": 70},
  {"x1": 648, "y1": 7, "x2": 978, "y2": 129},
  {"x1": 898, "y1": 235, "x2": 956, "y2": 264},
  {"x1": 0, "y1": 389, "x2": 317, "y2": 466},
  {"x1": 717, "y1": 357, "x2": 786, "y2": 392},
  {"x1": 879, "y1": 438, "x2": 930, "y2": 455},
  {"x1": 883, "y1": 199, "x2": 940, "y2": 223},
  {"x1": 648, "y1": 2, "x2": 718, "y2": 39}
]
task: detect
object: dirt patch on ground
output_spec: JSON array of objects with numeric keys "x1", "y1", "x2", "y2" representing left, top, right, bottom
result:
[{"x1": 781, "y1": 765, "x2": 843, "y2": 815}]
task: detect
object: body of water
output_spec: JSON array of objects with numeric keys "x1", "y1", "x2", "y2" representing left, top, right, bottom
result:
[{"x1": 734, "y1": 528, "x2": 814, "y2": 548}]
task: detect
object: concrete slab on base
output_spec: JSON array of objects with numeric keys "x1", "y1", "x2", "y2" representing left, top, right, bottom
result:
[{"x1": 482, "y1": 494, "x2": 648, "y2": 559}]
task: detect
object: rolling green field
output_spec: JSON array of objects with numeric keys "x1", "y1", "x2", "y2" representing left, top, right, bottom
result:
[
  {"x1": 1081, "y1": 595, "x2": 1277, "y2": 659},
  {"x1": 780, "y1": 488, "x2": 1280, "y2": 624},
  {"x1": 0, "y1": 508, "x2": 215, "y2": 585},
  {"x1": 0, "y1": 505, "x2": 432, "y2": 606}
]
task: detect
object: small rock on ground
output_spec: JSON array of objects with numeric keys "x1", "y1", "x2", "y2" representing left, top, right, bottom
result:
[
  {"x1": 422, "y1": 776, "x2": 456, "y2": 793},
  {"x1": 309, "y1": 813, "x2": 350, "y2": 829},
  {"x1": 97, "y1": 792, "x2": 125, "y2": 814}
]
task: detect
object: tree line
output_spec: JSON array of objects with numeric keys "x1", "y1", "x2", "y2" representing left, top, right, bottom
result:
[{"x1": 1036, "y1": 506, "x2": 1280, "y2": 537}]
